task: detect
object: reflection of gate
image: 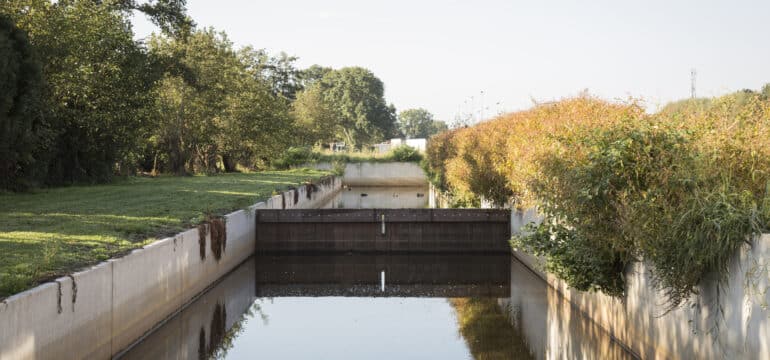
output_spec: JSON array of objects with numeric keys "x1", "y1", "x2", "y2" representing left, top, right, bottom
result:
[
  {"x1": 254, "y1": 254, "x2": 511, "y2": 297},
  {"x1": 255, "y1": 209, "x2": 511, "y2": 253}
]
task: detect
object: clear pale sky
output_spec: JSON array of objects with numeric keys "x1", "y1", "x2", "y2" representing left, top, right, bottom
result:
[{"x1": 131, "y1": 0, "x2": 770, "y2": 122}]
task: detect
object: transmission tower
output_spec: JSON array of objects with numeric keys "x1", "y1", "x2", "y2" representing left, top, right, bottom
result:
[{"x1": 691, "y1": 69, "x2": 697, "y2": 99}]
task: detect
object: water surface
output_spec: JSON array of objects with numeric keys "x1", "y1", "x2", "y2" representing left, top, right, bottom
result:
[
  {"x1": 120, "y1": 254, "x2": 634, "y2": 359},
  {"x1": 119, "y1": 186, "x2": 635, "y2": 359}
]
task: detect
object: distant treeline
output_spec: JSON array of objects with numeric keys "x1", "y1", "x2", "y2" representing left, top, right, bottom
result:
[{"x1": 0, "y1": 0, "x2": 446, "y2": 191}]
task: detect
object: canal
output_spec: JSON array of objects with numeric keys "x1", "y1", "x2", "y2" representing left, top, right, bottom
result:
[{"x1": 119, "y1": 187, "x2": 636, "y2": 359}]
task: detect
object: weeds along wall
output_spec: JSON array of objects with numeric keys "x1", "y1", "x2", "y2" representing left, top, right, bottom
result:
[
  {"x1": 0, "y1": 177, "x2": 341, "y2": 359},
  {"x1": 424, "y1": 93, "x2": 770, "y2": 309}
]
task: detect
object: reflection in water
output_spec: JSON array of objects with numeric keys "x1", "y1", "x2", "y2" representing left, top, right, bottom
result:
[
  {"x1": 120, "y1": 255, "x2": 635, "y2": 359},
  {"x1": 122, "y1": 186, "x2": 639, "y2": 358},
  {"x1": 119, "y1": 258, "x2": 258, "y2": 360},
  {"x1": 199, "y1": 303, "x2": 226, "y2": 360},
  {"x1": 501, "y1": 259, "x2": 637, "y2": 360},
  {"x1": 255, "y1": 254, "x2": 511, "y2": 298},
  {"x1": 451, "y1": 298, "x2": 535, "y2": 360}
]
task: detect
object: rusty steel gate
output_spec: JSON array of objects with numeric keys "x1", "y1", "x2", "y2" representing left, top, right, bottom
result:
[{"x1": 255, "y1": 208, "x2": 511, "y2": 253}]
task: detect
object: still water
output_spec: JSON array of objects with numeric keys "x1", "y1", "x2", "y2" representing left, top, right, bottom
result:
[{"x1": 119, "y1": 188, "x2": 635, "y2": 359}]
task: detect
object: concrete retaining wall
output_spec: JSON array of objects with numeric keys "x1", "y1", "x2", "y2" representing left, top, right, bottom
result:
[
  {"x1": 498, "y1": 257, "x2": 635, "y2": 359},
  {"x1": 329, "y1": 186, "x2": 429, "y2": 209},
  {"x1": 338, "y1": 162, "x2": 426, "y2": 186},
  {"x1": 0, "y1": 176, "x2": 341, "y2": 360},
  {"x1": 299, "y1": 161, "x2": 427, "y2": 187},
  {"x1": 509, "y1": 209, "x2": 770, "y2": 359}
]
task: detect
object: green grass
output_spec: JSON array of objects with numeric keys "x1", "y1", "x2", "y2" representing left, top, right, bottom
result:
[{"x1": 0, "y1": 169, "x2": 330, "y2": 298}]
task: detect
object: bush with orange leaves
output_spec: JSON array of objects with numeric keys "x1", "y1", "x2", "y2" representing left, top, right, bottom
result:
[
  {"x1": 425, "y1": 96, "x2": 643, "y2": 207},
  {"x1": 425, "y1": 91, "x2": 770, "y2": 308}
]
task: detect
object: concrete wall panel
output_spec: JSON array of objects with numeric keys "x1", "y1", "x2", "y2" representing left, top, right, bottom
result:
[
  {"x1": 55, "y1": 263, "x2": 113, "y2": 359},
  {"x1": 111, "y1": 238, "x2": 183, "y2": 353},
  {"x1": 342, "y1": 162, "x2": 427, "y2": 186},
  {"x1": 222, "y1": 209, "x2": 255, "y2": 270},
  {"x1": 0, "y1": 283, "x2": 59, "y2": 360}
]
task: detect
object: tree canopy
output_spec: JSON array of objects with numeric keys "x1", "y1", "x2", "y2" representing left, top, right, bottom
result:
[
  {"x1": 301, "y1": 64, "x2": 332, "y2": 87},
  {"x1": 293, "y1": 67, "x2": 398, "y2": 148},
  {"x1": 0, "y1": 0, "x2": 417, "y2": 191},
  {"x1": 397, "y1": 108, "x2": 446, "y2": 138},
  {"x1": 145, "y1": 29, "x2": 293, "y2": 174},
  {"x1": 0, "y1": 14, "x2": 49, "y2": 190}
]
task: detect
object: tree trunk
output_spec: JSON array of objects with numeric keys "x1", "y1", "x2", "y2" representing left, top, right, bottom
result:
[{"x1": 222, "y1": 154, "x2": 237, "y2": 172}]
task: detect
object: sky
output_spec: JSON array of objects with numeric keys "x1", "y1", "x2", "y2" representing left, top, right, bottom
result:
[{"x1": 131, "y1": 0, "x2": 770, "y2": 123}]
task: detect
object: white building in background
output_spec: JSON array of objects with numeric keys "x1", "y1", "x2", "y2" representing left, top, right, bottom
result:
[{"x1": 375, "y1": 138, "x2": 427, "y2": 153}]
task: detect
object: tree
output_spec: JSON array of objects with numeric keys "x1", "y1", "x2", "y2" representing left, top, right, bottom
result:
[
  {"x1": 430, "y1": 119, "x2": 449, "y2": 136},
  {"x1": 112, "y1": 0, "x2": 193, "y2": 36},
  {"x1": 398, "y1": 108, "x2": 435, "y2": 138},
  {"x1": 236, "y1": 47, "x2": 303, "y2": 100},
  {"x1": 147, "y1": 29, "x2": 294, "y2": 173},
  {"x1": 219, "y1": 53, "x2": 294, "y2": 171},
  {"x1": 292, "y1": 85, "x2": 338, "y2": 146},
  {"x1": 301, "y1": 64, "x2": 332, "y2": 88},
  {"x1": 3, "y1": 0, "x2": 156, "y2": 184},
  {"x1": 262, "y1": 52, "x2": 303, "y2": 100},
  {"x1": 315, "y1": 67, "x2": 398, "y2": 148},
  {"x1": 148, "y1": 29, "x2": 240, "y2": 174},
  {"x1": 0, "y1": 15, "x2": 52, "y2": 190}
]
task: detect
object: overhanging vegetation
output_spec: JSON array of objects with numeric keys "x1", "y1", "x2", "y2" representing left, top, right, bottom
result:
[{"x1": 426, "y1": 88, "x2": 770, "y2": 308}]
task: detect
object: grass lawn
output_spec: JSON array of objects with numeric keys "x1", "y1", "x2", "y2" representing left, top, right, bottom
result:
[{"x1": 0, "y1": 169, "x2": 330, "y2": 298}]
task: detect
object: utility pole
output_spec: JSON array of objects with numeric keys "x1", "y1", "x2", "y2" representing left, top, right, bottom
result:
[{"x1": 691, "y1": 69, "x2": 697, "y2": 99}]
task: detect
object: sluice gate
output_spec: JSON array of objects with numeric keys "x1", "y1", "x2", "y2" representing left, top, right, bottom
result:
[{"x1": 255, "y1": 209, "x2": 511, "y2": 253}]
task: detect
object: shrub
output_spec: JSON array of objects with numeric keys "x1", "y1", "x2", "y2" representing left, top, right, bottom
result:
[
  {"x1": 429, "y1": 91, "x2": 770, "y2": 309},
  {"x1": 423, "y1": 130, "x2": 457, "y2": 192},
  {"x1": 429, "y1": 96, "x2": 642, "y2": 208},
  {"x1": 520, "y1": 122, "x2": 761, "y2": 304},
  {"x1": 273, "y1": 144, "x2": 425, "y2": 170},
  {"x1": 271, "y1": 147, "x2": 318, "y2": 169},
  {"x1": 387, "y1": 144, "x2": 423, "y2": 162}
]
